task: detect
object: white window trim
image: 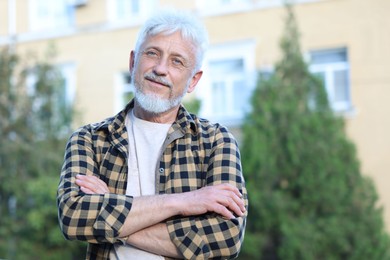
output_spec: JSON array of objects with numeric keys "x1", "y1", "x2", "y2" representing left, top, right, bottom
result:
[
  {"x1": 106, "y1": 0, "x2": 158, "y2": 27},
  {"x1": 28, "y1": 0, "x2": 74, "y2": 32},
  {"x1": 114, "y1": 71, "x2": 134, "y2": 113},
  {"x1": 26, "y1": 62, "x2": 76, "y2": 105},
  {"x1": 310, "y1": 61, "x2": 351, "y2": 112},
  {"x1": 197, "y1": 0, "x2": 326, "y2": 17},
  {"x1": 59, "y1": 62, "x2": 77, "y2": 105},
  {"x1": 198, "y1": 39, "x2": 256, "y2": 126}
]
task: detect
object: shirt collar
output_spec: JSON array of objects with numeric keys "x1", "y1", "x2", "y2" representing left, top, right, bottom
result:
[{"x1": 95, "y1": 99, "x2": 198, "y2": 136}]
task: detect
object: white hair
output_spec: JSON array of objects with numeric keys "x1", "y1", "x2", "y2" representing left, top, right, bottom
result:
[{"x1": 134, "y1": 10, "x2": 209, "y2": 72}]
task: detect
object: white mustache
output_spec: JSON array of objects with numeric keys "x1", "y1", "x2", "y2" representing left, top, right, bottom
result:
[{"x1": 144, "y1": 73, "x2": 173, "y2": 88}]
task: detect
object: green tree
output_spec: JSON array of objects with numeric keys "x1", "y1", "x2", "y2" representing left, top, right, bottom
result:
[
  {"x1": 0, "y1": 46, "x2": 85, "y2": 259},
  {"x1": 240, "y1": 5, "x2": 390, "y2": 260},
  {"x1": 183, "y1": 97, "x2": 201, "y2": 114}
]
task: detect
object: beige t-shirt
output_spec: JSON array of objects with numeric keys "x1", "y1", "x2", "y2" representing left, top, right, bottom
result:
[{"x1": 111, "y1": 109, "x2": 171, "y2": 260}]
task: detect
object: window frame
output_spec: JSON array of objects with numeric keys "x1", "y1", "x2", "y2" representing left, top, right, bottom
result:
[
  {"x1": 114, "y1": 71, "x2": 134, "y2": 113},
  {"x1": 198, "y1": 40, "x2": 256, "y2": 126},
  {"x1": 196, "y1": 0, "x2": 324, "y2": 16},
  {"x1": 28, "y1": 0, "x2": 75, "y2": 32},
  {"x1": 106, "y1": 0, "x2": 157, "y2": 25},
  {"x1": 26, "y1": 62, "x2": 76, "y2": 106},
  {"x1": 309, "y1": 48, "x2": 352, "y2": 112}
]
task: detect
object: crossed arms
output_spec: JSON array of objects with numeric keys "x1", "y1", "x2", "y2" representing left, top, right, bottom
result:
[
  {"x1": 57, "y1": 124, "x2": 248, "y2": 259},
  {"x1": 76, "y1": 174, "x2": 246, "y2": 258}
]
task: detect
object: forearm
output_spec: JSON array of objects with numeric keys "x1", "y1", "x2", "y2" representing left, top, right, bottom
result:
[
  {"x1": 75, "y1": 173, "x2": 246, "y2": 253},
  {"x1": 126, "y1": 223, "x2": 183, "y2": 258},
  {"x1": 57, "y1": 189, "x2": 132, "y2": 243},
  {"x1": 167, "y1": 214, "x2": 247, "y2": 259},
  {"x1": 58, "y1": 173, "x2": 132, "y2": 243},
  {"x1": 58, "y1": 128, "x2": 134, "y2": 243},
  {"x1": 119, "y1": 184, "x2": 245, "y2": 237},
  {"x1": 118, "y1": 194, "x2": 180, "y2": 237}
]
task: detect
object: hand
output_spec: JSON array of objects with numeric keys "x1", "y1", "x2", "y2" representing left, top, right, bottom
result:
[
  {"x1": 75, "y1": 175, "x2": 245, "y2": 219},
  {"x1": 175, "y1": 183, "x2": 246, "y2": 219},
  {"x1": 75, "y1": 174, "x2": 110, "y2": 194}
]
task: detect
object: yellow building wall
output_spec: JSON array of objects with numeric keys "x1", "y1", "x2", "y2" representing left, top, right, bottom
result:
[
  {"x1": 75, "y1": 0, "x2": 107, "y2": 26},
  {"x1": 0, "y1": 1, "x2": 9, "y2": 36},
  {"x1": 16, "y1": 0, "x2": 29, "y2": 34},
  {"x1": 2, "y1": 0, "x2": 390, "y2": 230}
]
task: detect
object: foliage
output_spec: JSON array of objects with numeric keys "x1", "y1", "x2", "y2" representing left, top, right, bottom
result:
[
  {"x1": 0, "y1": 46, "x2": 86, "y2": 259},
  {"x1": 240, "y1": 5, "x2": 390, "y2": 260},
  {"x1": 183, "y1": 97, "x2": 202, "y2": 114}
]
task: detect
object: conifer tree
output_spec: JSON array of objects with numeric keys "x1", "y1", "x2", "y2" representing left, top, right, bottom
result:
[
  {"x1": 240, "y1": 5, "x2": 390, "y2": 260},
  {"x1": 0, "y1": 47, "x2": 85, "y2": 259}
]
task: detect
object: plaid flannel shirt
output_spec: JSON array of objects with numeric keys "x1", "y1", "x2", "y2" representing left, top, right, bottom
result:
[{"x1": 57, "y1": 101, "x2": 248, "y2": 259}]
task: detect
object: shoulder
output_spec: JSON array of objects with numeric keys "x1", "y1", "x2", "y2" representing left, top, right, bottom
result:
[
  {"x1": 190, "y1": 113, "x2": 238, "y2": 145},
  {"x1": 74, "y1": 117, "x2": 112, "y2": 136},
  {"x1": 70, "y1": 101, "x2": 132, "y2": 141},
  {"x1": 68, "y1": 114, "x2": 118, "y2": 144}
]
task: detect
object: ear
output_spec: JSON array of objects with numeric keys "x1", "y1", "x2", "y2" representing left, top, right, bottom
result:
[
  {"x1": 129, "y1": 51, "x2": 135, "y2": 73},
  {"x1": 187, "y1": 70, "x2": 203, "y2": 94}
]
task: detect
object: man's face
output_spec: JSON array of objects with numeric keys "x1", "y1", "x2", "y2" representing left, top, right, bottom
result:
[{"x1": 130, "y1": 31, "x2": 202, "y2": 114}]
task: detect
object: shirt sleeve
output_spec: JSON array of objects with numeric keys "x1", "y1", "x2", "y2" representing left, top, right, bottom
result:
[
  {"x1": 57, "y1": 127, "x2": 133, "y2": 244},
  {"x1": 166, "y1": 127, "x2": 248, "y2": 259}
]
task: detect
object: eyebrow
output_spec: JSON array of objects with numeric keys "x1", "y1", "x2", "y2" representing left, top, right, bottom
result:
[{"x1": 144, "y1": 46, "x2": 193, "y2": 67}]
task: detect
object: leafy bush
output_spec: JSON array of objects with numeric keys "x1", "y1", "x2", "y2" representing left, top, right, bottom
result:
[
  {"x1": 0, "y1": 46, "x2": 86, "y2": 259},
  {"x1": 240, "y1": 5, "x2": 390, "y2": 260}
]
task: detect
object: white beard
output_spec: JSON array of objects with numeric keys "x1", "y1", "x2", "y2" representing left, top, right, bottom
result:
[
  {"x1": 134, "y1": 87, "x2": 185, "y2": 114},
  {"x1": 132, "y1": 67, "x2": 190, "y2": 114}
]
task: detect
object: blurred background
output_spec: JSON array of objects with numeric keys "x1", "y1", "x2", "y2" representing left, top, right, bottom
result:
[{"x1": 1, "y1": 0, "x2": 390, "y2": 259}]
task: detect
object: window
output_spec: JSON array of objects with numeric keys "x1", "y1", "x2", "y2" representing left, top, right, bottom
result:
[
  {"x1": 114, "y1": 72, "x2": 134, "y2": 112},
  {"x1": 198, "y1": 0, "x2": 250, "y2": 8},
  {"x1": 26, "y1": 63, "x2": 76, "y2": 137},
  {"x1": 107, "y1": 0, "x2": 157, "y2": 23},
  {"x1": 209, "y1": 59, "x2": 247, "y2": 115},
  {"x1": 29, "y1": 63, "x2": 76, "y2": 105},
  {"x1": 60, "y1": 63, "x2": 77, "y2": 106},
  {"x1": 197, "y1": 0, "x2": 252, "y2": 15},
  {"x1": 197, "y1": 0, "x2": 323, "y2": 16},
  {"x1": 27, "y1": 63, "x2": 76, "y2": 107},
  {"x1": 309, "y1": 48, "x2": 351, "y2": 112},
  {"x1": 29, "y1": 0, "x2": 75, "y2": 31},
  {"x1": 198, "y1": 40, "x2": 256, "y2": 125}
]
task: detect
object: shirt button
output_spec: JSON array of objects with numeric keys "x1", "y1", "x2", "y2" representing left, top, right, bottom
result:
[{"x1": 159, "y1": 168, "x2": 164, "y2": 173}]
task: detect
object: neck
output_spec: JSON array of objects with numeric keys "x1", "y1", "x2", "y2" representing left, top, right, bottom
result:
[{"x1": 133, "y1": 103, "x2": 179, "y2": 124}]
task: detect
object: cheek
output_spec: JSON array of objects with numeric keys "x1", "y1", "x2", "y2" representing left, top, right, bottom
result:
[
  {"x1": 173, "y1": 70, "x2": 191, "y2": 84},
  {"x1": 132, "y1": 65, "x2": 148, "y2": 82},
  {"x1": 134, "y1": 60, "x2": 151, "y2": 76}
]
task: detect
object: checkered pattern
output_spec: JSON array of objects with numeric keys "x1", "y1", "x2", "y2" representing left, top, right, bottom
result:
[{"x1": 57, "y1": 100, "x2": 248, "y2": 259}]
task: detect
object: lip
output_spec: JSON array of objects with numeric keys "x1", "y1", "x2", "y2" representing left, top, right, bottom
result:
[
  {"x1": 147, "y1": 78, "x2": 167, "y2": 88},
  {"x1": 145, "y1": 77, "x2": 171, "y2": 90}
]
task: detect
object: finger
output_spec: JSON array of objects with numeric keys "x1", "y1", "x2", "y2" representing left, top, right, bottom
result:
[
  {"x1": 93, "y1": 177, "x2": 110, "y2": 193},
  {"x1": 76, "y1": 175, "x2": 109, "y2": 193},
  {"x1": 219, "y1": 195, "x2": 244, "y2": 217},
  {"x1": 75, "y1": 178, "x2": 101, "y2": 193},
  {"x1": 204, "y1": 186, "x2": 244, "y2": 214},
  {"x1": 75, "y1": 178, "x2": 95, "y2": 191},
  {"x1": 76, "y1": 174, "x2": 100, "y2": 185},
  {"x1": 79, "y1": 186, "x2": 95, "y2": 194},
  {"x1": 215, "y1": 204, "x2": 235, "y2": 220},
  {"x1": 217, "y1": 183, "x2": 243, "y2": 198},
  {"x1": 217, "y1": 190, "x2": 245, "y2": 216},
  {"x1": 78, "y1": 181, "x2": 107, "y2": 195},
  {"x1": 230, "y1": 192, "x2": 246, "y2": 213}
]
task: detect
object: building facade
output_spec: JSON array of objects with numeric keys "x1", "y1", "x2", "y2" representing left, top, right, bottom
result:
[{"x1": 1, "y1": 0, "x2": 390, "y2": 230}]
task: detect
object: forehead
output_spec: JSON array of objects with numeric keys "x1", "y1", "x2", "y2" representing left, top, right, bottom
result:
[{"x1": 142, "y1": 31, "x2": 196, "y2": 58}]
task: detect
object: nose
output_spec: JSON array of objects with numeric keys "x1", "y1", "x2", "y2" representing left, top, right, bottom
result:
[{"x1": 153, "y1": 57, "x2": 169, "y2": 76}]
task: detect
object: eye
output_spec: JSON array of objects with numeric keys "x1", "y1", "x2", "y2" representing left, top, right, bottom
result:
[
  {"x1": 172, "y1": 58, "x2": 183, "y2": 65},
  {"x1": 144, "y1": 50, "x2": 159, "y2": 57},
  {"x1": 171, "y1": 57, "x2": 186, "y2": 68}
]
